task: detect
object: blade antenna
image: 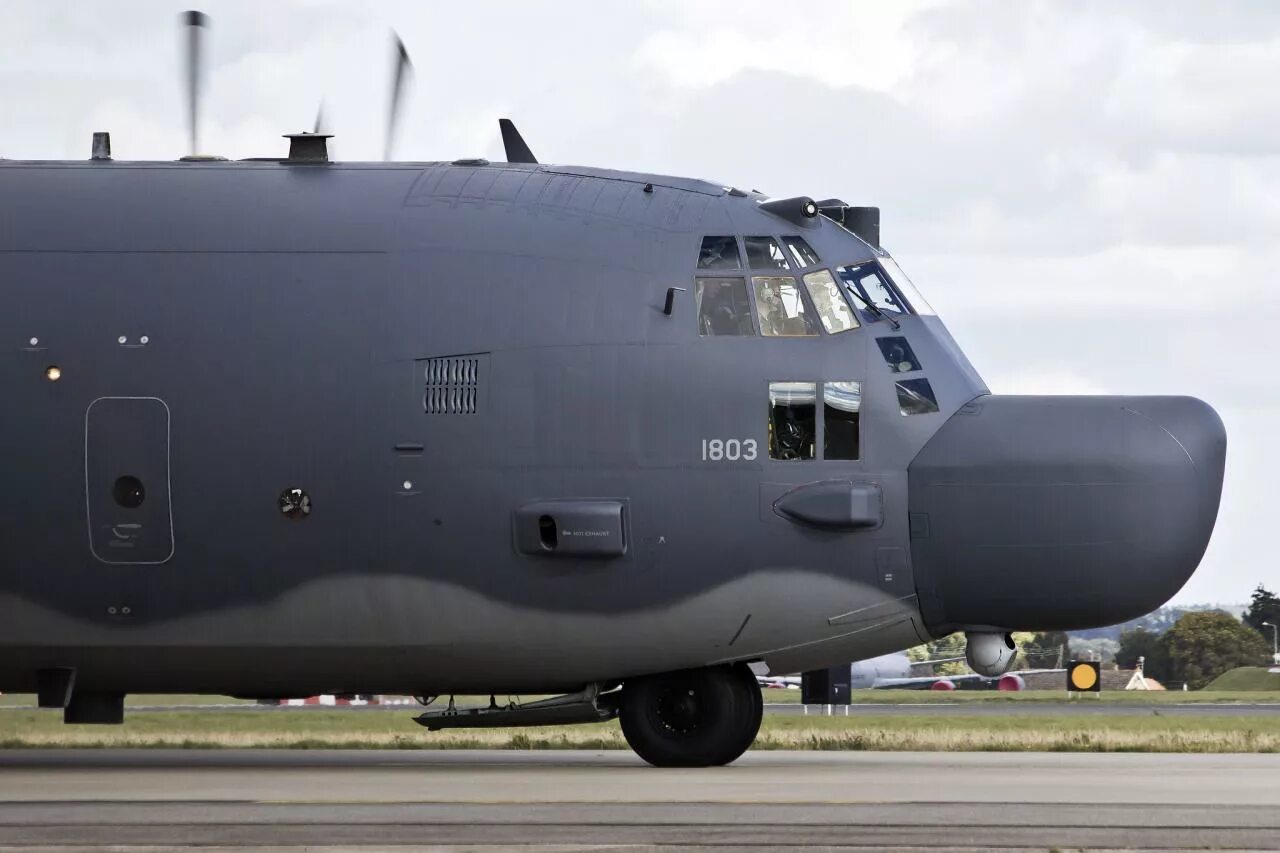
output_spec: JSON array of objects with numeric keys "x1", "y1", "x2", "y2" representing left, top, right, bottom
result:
[
  {"x1": 385, "y1": 33, "x2": 413, "y2": 160},
  {"x1": 182, "y1": 10, "x2": 210, "y2": 157},
  {"x1": 499, "y1": 118, "x2": 538, "y2": 164},
  {"x1": 314, "y1": 100, "x2": 326, "y2": 134}
]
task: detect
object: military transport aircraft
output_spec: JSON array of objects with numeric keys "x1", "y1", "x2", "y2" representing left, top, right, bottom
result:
[{"x1": 0, "y1": 12, "x2": 1226, "y2": 767}]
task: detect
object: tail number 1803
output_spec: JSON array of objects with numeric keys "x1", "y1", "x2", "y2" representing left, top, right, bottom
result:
[{"x1": 700, "y1": 438, "x2": 758, "y2": 462}]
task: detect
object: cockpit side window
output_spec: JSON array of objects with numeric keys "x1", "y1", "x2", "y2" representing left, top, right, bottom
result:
[
  {"x1": 895, "y1": 378, "x2": 939, "y2": 415},
  {"x1": 744, "y1": 236, "x2": 791, "y2": 270},
  {"x1": 824, "y1": 381, "x2": 861, "y2": 460},
  {"x1": 695, "y1": 277, "x2": 754, "y2": 336},
  {"x1": 783, "y1": 236, "x2": 821, "y2": 269},
  {"x1": 837, "y1": 262, "x2": 909, "y2": 322},
  {"x1": 802, "y1": 270, "x2": 858, "y2": 334},
  {"x1": 753, "y1": 276, "x2": 819, "y2": 337},
  {"x1": 876, "y1": 336, "x2": 922, "y2": 373},
  {"x1": 698, "y1": 235, "x2": 742, "y2": 270},
  {"x1": 768, "y1": 382, "x2": 816, "y2": 460}
]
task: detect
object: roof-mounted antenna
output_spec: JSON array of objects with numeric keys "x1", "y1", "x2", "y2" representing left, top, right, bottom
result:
[
  {"x1": 499, "y1": 119, "x2": 538, "y2": 164},
  {"x1": 181, "y1": 11, "x2": 209, "y2": 159},
  {"x1": 384, "y1": 33, "x2": 413, "y2": 160},
  {"x1": 284, "y1": 132, "x2": 333, "y2": 164},
  {"x1": 91, "y1": 132, "x2": 112, "y2": 161}
]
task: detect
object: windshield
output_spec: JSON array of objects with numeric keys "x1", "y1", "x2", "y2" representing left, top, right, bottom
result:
[
  {"x1": 836, "y1": 262, "x2": 909, "y2": 322},
  {"x1": 880, "y1": 257, "x2": 935, "y2": 315},
  {"x1": 835, "y1": 259, "x2": 935, "y2": 320}
]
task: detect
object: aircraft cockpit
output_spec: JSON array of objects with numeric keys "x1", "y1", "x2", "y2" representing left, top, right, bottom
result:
[
  {"x1": 693, "y1": 232, "x2": 945, "y2": 464},
  {"x1": 693, "y1": 234, "x2": 932, "y2": 339}
]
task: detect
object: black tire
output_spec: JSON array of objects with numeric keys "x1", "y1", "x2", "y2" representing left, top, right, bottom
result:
[
  {"x1": 728, "y1": 663, "x2": 764, "y2": 757},
  {"x1": 620, "y1": 664, "x2": 761, "y2": 767}
]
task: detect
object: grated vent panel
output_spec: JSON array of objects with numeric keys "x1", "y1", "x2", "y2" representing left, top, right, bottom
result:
[{"x1": 422, "y1": 356, "x2": 483, "y2": 415}]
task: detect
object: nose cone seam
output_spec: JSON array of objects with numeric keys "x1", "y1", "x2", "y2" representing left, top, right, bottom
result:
[{"x1": 1123, "y1": 407, "x2": 1195, "y2": 468}]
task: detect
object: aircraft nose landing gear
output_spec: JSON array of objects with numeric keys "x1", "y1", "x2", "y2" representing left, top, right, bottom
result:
[{"x1": 619, "y1": 663, "x2": 762, "y2": 767}]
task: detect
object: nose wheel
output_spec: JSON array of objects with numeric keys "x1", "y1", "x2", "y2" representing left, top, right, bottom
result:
[{"x1": 619, "y1": 663, "x2": 762, "y2": 767}]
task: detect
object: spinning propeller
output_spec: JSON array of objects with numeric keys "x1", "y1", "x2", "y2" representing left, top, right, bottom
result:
[{"x1": 178, "y1": 11, "x2": 537, "y2": 163}]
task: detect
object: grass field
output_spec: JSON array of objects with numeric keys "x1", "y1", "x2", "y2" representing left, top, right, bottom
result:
[
  {"x1": 3, "y1": 705, "x2": 1280, "y2": 753},
  {"x1": 1205, "y1": 667, "x2": 1280, "y2": 691}
]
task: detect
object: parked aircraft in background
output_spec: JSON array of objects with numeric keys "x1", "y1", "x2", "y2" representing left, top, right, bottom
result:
[{"x1": 757, "y1": 652, "x2": 1064, "y2": 692}]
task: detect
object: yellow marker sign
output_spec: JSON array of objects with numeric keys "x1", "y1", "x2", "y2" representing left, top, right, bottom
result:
[{"x1": 1068, "y1": 661, "x2": 1101, "y2": 692}]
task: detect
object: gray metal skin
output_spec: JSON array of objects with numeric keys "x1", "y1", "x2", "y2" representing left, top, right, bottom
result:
[{"x1": 0, "y1": 156, "x2": 1226, "y2": 700}]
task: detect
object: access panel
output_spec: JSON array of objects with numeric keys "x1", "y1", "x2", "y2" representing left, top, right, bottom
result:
[{"x1": 86, "y1": 397, "x2": 174, "y2": 564}]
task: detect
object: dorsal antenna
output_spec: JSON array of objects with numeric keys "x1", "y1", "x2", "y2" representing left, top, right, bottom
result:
[{"x1": 499, "y1": 119, "x2": 538, "y2": 164}]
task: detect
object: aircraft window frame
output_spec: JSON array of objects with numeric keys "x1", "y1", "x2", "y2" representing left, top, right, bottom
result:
[
  {"x1": 697, "y1": 235, "x2": 743, "y2": 270},
  {"x1": 783, "y1": 236, "x2": 822, "y2": 269},
  {"x1": 752, "y1": 276, "x2": 821, "y2": 337},
  {"x1": 836, "y1": 261, "x2": 913, "y2": 321},
  {"x1": 768, "y1": 381, "x2": 817, "y2": 461},
  {"x1": 695, "y1": 276, "x2": 756, "y2": 337},
  {"x1": 823, "y1": 381, "x2": 861, "y2": 460},
  {"x1": 802, "y1": 270, "x2": 859, "y2": 335},
  {"x1": 744, "y1": 236, "x2": 792, "y2": 271}
]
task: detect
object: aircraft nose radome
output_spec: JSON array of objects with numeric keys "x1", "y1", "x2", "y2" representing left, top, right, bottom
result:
[{"x1": 907, "y1": 395, "x2": 1226, "y2": 633}]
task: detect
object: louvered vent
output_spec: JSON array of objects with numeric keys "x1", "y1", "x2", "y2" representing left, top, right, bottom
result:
[{"x1": 422, "y1": 355, "x2": 483, "y2": 415}]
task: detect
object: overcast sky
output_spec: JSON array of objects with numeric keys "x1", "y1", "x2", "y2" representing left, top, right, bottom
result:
[{"x1": 2, "y1": 0, "x2": 1275, "y2": 605}]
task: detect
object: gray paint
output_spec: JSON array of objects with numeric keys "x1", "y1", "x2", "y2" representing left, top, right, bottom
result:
[{"x1": 0, "y1": 155, "x2": 1226, "y2": 698}]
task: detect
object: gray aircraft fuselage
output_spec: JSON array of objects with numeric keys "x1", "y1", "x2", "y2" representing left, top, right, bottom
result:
[{"x1": 0, "y1": 156, "x2": 1226, "y2": 699}]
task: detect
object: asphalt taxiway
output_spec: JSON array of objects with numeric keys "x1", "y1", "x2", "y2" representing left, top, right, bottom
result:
[{"x1": 1, "y1": 749, "x2": 1278, "y2": 849}]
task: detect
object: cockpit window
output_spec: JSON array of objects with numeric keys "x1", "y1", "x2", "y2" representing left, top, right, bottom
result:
[
  {"x1": 880, "y1": 257, "x2": 935, "y2": 315},
  {"x1": 802, "y1": 271, "x2": 858, "y2": 334},
  {"x1": 824, "y1": 381, "x2": 861, "y2": 460},
  {"x1": 695, "y1": 277, "x2": 754, "y2": 336},
  {"x1": 837, "y1": 262, "x2": 910, "y2": 322},
  {"x1": 876, "y1": 336, "x2": 922, "y2": 373},
  {"x1": 783, "y1": 236, "x2": 821, "y2": 268},
  {"x1": 753, "y1": 276, "x2": 819, "y2": 337},
  {"x1": 768, "y1": 382, "x2": 816, "y2": 460},
  {"x1": 895, "y1": 378, "x2": 939, "y2": 415},
  {"x1": 698, "y1": 235, "x2": 742, "y2": 270},
  {"x1": 744, "y1": 236, "x2": 791, "y2": 270}
]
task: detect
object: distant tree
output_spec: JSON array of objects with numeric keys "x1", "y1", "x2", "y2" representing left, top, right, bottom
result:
[
  {"x1": 1072, "y1": 604, "x2": 1234, "y2": 642},
  {"x1": 1071, "y1": 637, "x2": 1119, "y2": 666},
  {"x1": 906, "y1": 634, "x2": 968, "y2": 675},
  {"x1": 1243, "y1": 584, "x2": 1280, "y2": 649},
  {"x1": 1019, "y1": 630, "x2": 1071, "y2": 669},
  {"x1": 1116, "y1": 628, "x2": 1169, "y2": 681},
  {"x1": 1160, "y1": 611, "x2": 1271, "y2": 690}
]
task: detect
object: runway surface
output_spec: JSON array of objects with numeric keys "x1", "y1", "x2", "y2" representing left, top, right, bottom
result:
[{"x1": 1, "y1": 749, "x2": 1278, "y2": 850}]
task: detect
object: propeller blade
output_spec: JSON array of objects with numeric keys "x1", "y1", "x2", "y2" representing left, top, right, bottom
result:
[
  {"x1": 181, "y1": 10, "x2": 210, "y2": 157},
  {"x1": 499, "y1": 118, "x2": 538, "y2": 164},
  {"x1": 384, "y1": 33, "x2": 413, "y2": 160}
]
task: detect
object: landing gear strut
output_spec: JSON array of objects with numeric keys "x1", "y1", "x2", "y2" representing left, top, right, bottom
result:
[{"x1": 619, "y1": 663, "x2": 762, "y2": 767}]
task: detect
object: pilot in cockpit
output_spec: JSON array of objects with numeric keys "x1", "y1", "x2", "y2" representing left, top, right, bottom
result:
[{"x1": 700, "y1": 280, "x2": 751, "y2": 336}]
